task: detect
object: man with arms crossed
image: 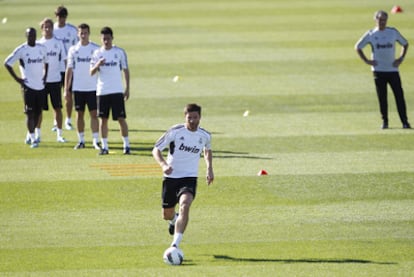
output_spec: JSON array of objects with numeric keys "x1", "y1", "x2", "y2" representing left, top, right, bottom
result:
[
  {"x1": 65, "y1": 23, "x2": 100, "y2": 150},
  {"x1": 152, "y1": 103, "x2": 214, "y2": 251},
  {"x1": 4, "y1": 28, "x2": 48, "y2": 148}
]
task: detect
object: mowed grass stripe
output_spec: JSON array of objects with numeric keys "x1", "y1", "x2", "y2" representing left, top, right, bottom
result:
[{"x1": 90, "y1": 164, "x2": 160, "y2": 176}]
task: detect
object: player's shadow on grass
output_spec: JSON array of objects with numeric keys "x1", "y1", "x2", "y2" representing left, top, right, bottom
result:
[
  {"x1": 214, "y1": 255, "x2": 396, "y2": 265},
  {"x1": 214, "y1": 150, "x2": 272, "y2": 160}
]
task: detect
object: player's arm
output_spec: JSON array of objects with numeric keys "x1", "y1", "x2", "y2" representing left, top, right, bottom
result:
[
  {"x1": 356, "y1": 48, "x2": 376, "y2": 66},
  {"x1": 152, "y1": 147, "x2": 173, "y2": 175},
  {"x1": 204, "y1": 148, "x2": 214, "y2": 185},
  {"x1": 90, "y1": 58, "x2": 104, "y2": 76},
  {"x1": 64, "y1": 66, "x2": 73, "y2": 99},
  {"x1": 394, "y1": 43, "x2": 408, "y2": 67},
  {"x1": 4, "y1": 63, "x2": 24, "y2": 86},
  {"x1": 43, "y1": 63, "x2": 49, "y2": 86},
  {"x1": 123, "y1": 68, "x2": 130, "y2": 101}
]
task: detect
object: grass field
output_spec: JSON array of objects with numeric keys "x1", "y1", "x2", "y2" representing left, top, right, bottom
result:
[{"x1": 1, "y1": 0, "x2": 414, "y2": 276}]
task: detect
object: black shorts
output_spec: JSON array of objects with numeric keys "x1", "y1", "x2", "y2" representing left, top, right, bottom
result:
[
  {"x1": 23, "y1": 86, "x2": 44, "y2": 114},
  {"x1": 74, "y1": 91, "x2": 97, "y2": 112},
  {"x1": 43, "y1": 82, "x2": 62, "y2": 110},
  {"x1": 162, "y1": 177, "x2": 197, "y2": 209},
  {"x1": 97, "y1": 93, "x2": 126, "y2": 120}
]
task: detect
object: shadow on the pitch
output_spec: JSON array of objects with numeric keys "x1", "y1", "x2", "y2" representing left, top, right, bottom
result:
[{"x1": 214, "y1": 255, "x2": 396, "y2": 265}]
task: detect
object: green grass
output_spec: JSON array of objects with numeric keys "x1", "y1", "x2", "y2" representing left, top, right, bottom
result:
[{"x1": 1, "y1": 0, "x2": 414, "y2": 276}]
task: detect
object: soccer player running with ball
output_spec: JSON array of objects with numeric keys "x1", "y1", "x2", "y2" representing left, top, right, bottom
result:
[{"x1": 152, "y1": 103, "x2": 214, "y2": 250}]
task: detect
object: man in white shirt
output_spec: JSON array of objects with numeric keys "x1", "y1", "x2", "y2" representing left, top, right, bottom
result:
[
  {"x1": 54, "y1": 5, "x2": 79, "y2": 130},
  {"x1": 152, "y1": 103, "x2": 214, "y2": 253},
  {"x1": 65, "y1": 23, "x2": 100, "y2": 150},
  {"x1": 90, "y1": 26, "x2": 130, "y2": 155},
  {"x1": 38, "y1": 18, "x2": 67, "y2": 143},
  {"x1": 4, "y1": 27, "x2": 48, "y2": 148},
  {"x1": 355, "y1": 10, "x2": 410, "y2": 129}
]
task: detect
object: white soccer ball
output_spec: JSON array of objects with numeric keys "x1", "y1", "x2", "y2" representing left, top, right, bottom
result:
[{"x1": 163, "y1": 246, "x2": 184, "y2": 265}]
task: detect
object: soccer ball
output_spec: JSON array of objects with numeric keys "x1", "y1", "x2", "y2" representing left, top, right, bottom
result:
[{"x1": 163, "y1": 246, "x2": 184, "y2": 265}]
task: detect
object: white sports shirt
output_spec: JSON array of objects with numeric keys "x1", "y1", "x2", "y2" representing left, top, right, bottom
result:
[
  {"x1": 355, "y1": 27, "x2": 408, "y2": 72},
  {"x1": 53, "y1": 22, "x2": 78, "y2": 72},
  {"x1": 4, "y1": 43, "x2": 48, "y2": 90},
  {"x1": 154, "y1": 124, "x2": 212, "y2": 178},
  {"x1": 67, "y1": 41, "x2": 99, "y2": 91},
  {"x1": 37, "y1": 36, "x2": 66, "y2": 83},
  {"x1": 90, "y1": 46, "x2": 128, "y2": 96}
]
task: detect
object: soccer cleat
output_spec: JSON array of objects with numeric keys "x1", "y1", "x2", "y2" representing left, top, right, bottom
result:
[
  {"x1": 30, "y1": 142, "x2": 39, "y2": 148},
  {"x1": 51, "y1": 125, "x2": 57, "y2": 132},
  {"x1": 25, "y1": 138, "x2": 31, "y2": 145},
  {"x1": 99, "y1": 148, "x2": 109, "y2": 155},
  {"x1": 92, "y1": 142, "x2": 102, "y2": 150},
  {"x1": 403, "y1": 123, "x2": 411, "y2": 129},
  {"x1": 57, "y1": 136, "x2": 67, "y2": 143},
  {"x1": 65, "y1": 122, "x2": 74, "y2": 130},
  {"x1": 123, "y1": 146, "x2": 130, "y2": 155},
  {"x1": 169, "y1": 213, "x2": 178, "y2": 235},
  {"x1": 74, "y1": 142, "x2": 85, "y2": 149},
  {"x1": 381, "y1": 121, "x2": 388, "y2": 129}
]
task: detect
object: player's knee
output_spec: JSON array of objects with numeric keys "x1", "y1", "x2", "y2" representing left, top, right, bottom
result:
[{"x1": 162, "y1": 209, "x2": 175, "y2": 220}]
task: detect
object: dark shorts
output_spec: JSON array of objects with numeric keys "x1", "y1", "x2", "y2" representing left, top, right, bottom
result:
[
  {"x1": 43, "y1": 82, "x2": 62, "y2": 110},
  {"x1": 74, "y1": 91, "x2": 97, "y2": 112},
  {"x1": 23, "y1": 86, "x2": 44, "y2": 114},
  {"x1": 162, "y1": 177, "x2": 197, "y2": 209},
  {"x1": 97, "y1": 93, "x2": 126, "y2": 120}
]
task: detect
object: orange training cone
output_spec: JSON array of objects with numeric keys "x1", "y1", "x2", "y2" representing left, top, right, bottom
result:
[
  {"x1": 257, "y1": 169, "x2": 268, "y2": 176},
  {"x1": 391, "y1": 5, "x2": 403, "y2": 13}
]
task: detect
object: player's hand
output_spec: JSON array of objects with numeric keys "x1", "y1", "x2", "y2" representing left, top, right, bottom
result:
[
  {"x1": 206, "y1": 169, "x2": 214, "y2": 185},
  {"x1": 162, "y1": 164, "x2": 173, "y2": 175},
  {"x1": 393, "y1": 58, "x2": 403, "y2": 68},
  {"x1": 124, "y1": 88, "x2": 130, "y2": 101},
  {"x1": 64, "y1": 89, "x2": 71, "y2": 100},
  {"x1": 366, "y1": 59, "x2": 377, "y2": 66}
]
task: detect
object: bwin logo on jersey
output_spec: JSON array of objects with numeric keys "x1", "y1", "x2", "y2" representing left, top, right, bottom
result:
[{"x1": 179, "y1": 143, "x2": 201, "y2": 153}]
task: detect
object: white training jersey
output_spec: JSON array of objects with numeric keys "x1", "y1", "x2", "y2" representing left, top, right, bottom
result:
[
  {"x1": 355, "y1": 27, "x2": 408, "y2": 72},
  {"x1": 37, "y1": 36, "x2": 66, "y2": 83},
  {"x1": 53, "y1": 22, "x2": 78, "y2": 72},
  {"x1": 154, "y1": 124, "x2": 212, "y2": 178},
  {"x1": 67, "y1": 41, "x2": 99, "y2": 91},
  {"x1": 4, "y1": 43, "x2": 48, "y2": 90},
  {"x1": 90, "y1": 46, "x2": 128, "y2": 96}
]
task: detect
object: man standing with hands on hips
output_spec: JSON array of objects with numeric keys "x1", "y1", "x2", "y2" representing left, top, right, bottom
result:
[{"x1": 355, "y1": 10, "x2": 410, "y2": 129}]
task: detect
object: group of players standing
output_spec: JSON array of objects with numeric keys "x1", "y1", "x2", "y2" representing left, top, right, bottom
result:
[{"x1": 4, "y1": 5, "x2": 131, "y2": 155}]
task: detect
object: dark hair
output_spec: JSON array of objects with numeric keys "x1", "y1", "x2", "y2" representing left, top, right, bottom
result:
[
  {"x1": 184, "y1": 103, "x2": 202, "y2": 115},
  {"x1": 100, "y1": 26, "x2": 113, "y2": 37},
  {"x1": 55, "y1": 5, "x2": 68, "y2": 17},
  {"x1": 78, "y1": 23, "x2": 90, "y2": 32}
]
